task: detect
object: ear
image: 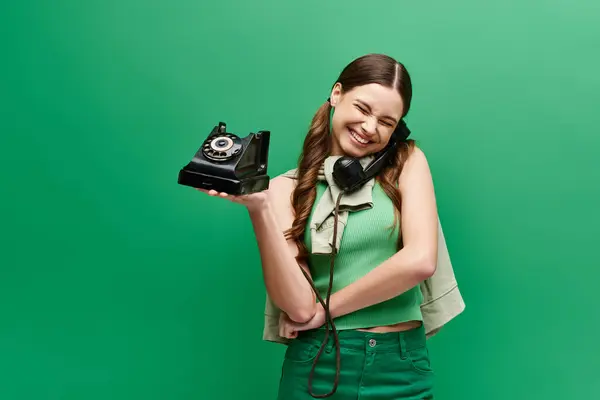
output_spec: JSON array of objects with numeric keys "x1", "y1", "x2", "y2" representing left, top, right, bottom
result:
[{"x1": 329, "y1": 82, "x2": 343, "y2": 107}]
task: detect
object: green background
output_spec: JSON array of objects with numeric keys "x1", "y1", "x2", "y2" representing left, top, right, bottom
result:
[{"x1": 2, "y1": 0, "x2": 599, "y2": 399}]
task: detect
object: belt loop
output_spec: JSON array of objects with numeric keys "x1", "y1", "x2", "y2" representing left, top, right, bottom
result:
[{"x1": 398, "y1": 332, "x2": 407, "y2": 359}]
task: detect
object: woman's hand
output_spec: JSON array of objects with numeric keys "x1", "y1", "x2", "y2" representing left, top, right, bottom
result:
[
  {"x1": 197, "y1": 188, "x2": 269, "y2": 213},
  {"x1": 278, "y1": 304, "x2": 327, "y2": 339}
]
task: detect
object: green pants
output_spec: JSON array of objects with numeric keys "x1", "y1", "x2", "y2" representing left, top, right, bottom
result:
[{"x1": 277, "y1": 324, "x2": 434, "y2": 399}]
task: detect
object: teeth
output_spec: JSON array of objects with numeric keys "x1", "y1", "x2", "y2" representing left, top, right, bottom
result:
[{"x1": 350, "y1": 130, "x2": 369, "y2": 144}]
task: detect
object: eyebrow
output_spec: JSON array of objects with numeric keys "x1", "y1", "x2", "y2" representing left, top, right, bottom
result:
[{"x1": 356, "y1": 99, "x2": 398, "y2": 124}]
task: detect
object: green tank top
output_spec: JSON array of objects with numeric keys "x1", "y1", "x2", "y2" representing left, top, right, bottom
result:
[{"x1": 304, "y1": 180, "x2": 424, "y2": 330}]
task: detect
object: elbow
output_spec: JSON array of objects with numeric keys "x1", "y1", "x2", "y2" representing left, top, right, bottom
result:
[
  {"x1": 287, "y1": 302, "x2": 316, "y2": 324},
  {"x1": 415, "y1": 251, "x2": 437, "y2": 280},
  {"x1": 268, "y1": 287, "x2": 316, "y2": 323}
]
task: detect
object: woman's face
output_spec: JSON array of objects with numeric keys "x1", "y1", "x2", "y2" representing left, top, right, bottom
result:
[{"x1": 329, "y1": 82, "x2": 404, "y2": 158}]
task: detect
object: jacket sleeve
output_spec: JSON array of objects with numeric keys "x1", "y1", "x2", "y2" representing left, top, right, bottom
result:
[{"x1": 420, "y1": 218, "x2": 466, "y2": 338}]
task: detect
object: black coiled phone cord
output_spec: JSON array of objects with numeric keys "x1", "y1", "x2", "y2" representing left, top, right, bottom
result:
[{"x1": 298, "y1": 191, "x2": 344, "y2": 398}]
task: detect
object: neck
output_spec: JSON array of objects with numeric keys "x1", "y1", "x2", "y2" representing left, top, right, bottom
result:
[{"x1": 329, "y1": 138, "x2": 344, "y2": 156}]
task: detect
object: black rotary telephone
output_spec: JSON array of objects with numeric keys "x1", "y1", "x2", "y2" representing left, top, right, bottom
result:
[{"x1": 300, "y1": 119, "x2": 411, "y2": 398}]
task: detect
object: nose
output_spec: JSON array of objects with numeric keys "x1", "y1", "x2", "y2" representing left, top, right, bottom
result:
[{"x1": 361, "y1": 117, "x2": 377, "y2": 135}]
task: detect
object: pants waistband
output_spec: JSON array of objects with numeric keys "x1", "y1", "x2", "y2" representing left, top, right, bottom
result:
[{"x1": 297, "y1": 324, "x2": 427, "y2": 354}]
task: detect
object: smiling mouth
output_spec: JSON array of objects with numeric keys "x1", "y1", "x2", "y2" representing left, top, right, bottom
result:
[{"x1": 349, "y1": 129, "x2": 371, "y2": 146}]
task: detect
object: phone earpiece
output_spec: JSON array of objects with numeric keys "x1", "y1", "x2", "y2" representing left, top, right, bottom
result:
[{"x1": 395, "y1": 119, "x2": 411, "y2": 141}]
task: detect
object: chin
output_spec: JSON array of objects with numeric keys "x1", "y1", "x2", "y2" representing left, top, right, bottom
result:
[{"x1": 340, "y1": 144, "x2": 367, "y2": 158}]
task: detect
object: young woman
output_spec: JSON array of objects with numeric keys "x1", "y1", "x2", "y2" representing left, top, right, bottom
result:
[{"x1": 201, "y1": 53, "x2": 442, "y2": 399}]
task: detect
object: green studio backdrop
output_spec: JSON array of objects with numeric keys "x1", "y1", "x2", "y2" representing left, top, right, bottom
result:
[{"x1": 1, "y1": 0, "x2": 599, "y2": 399}]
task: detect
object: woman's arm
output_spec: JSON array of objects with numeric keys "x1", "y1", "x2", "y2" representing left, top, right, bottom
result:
[
  {"x1": 248, "y1": 176, "x2": 317, "y2": 323},
  {"x1": 328, "y1": 147, "x2": 439, "y2": 319}
]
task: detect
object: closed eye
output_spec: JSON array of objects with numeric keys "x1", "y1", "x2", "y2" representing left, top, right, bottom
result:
[
  {"x1": 355, "y1": 104, "x2": 369, "y2": 115},
  {"x1": 355, "y1": 100, "x2": 397, "y2": 127}
]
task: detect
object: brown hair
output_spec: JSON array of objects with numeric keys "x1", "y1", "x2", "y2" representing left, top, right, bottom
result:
[{"x1": 285, "y1": 53, "x2": 416, "y2": 264}]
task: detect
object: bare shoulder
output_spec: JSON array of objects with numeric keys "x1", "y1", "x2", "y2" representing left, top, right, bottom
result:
[
  {"x1": 397, "y1": 146, "x2": 438, "y2": 266},
  {"x1": 403, "y1": 145, "x2": 430, "y2": 172},
  {"x1": 399, "y1": 145, "x2": 433, "y2": 189}
]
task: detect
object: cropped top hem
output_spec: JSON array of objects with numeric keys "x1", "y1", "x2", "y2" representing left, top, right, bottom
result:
[{"x1": 327, "y1": 311, "x2": 424, "y2": 332}]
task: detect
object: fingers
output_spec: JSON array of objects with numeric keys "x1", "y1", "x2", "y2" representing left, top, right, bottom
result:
[
  {"x1": 281, "y1": 322, "x2": 298, "y2": 339},
  {"x1": 197, "y1": 188, "x2": 233, "y2": 198},
  {"x1": 196, "y1": 188, "x2": 257, "y2": 203},
  {"x1": 279, "y1": 313, "x2": 298, "y2": 339},
  {"x1": 196, "y1": 188, "x2": 219, "y2": 196}
]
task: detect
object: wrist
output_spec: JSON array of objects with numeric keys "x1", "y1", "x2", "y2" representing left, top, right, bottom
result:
[
  {"x1": 246, "y1": 195, "x2": 272, "y2": 217},
  {"x1": 327, "y1": 291, "x2": 346, "y2": 319},
  {"x1": 317, "y1": 299, "x2": 333, "y2": 320}
]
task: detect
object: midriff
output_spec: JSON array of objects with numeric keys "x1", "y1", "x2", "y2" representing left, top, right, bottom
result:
[{"x1": 356, "y1": 320, "x2": 422, "y2": 333}]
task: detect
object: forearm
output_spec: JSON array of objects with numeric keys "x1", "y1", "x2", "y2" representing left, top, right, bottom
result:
[
  {"x1": 248, "y1": 202, "x2": 316, "y2": 323},
  {"x1": 329, "y1": 247, "x2": 436, "y2": 319}
]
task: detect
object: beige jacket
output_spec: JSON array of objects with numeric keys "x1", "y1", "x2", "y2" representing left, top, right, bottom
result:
[{"x1": 262, "y1": 163, "x2": 466, "y2": 345}]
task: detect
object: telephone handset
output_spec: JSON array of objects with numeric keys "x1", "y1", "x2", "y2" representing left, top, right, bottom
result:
[{"x1": 332, "y1": 120, "x2": 411, "y2": 192}]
